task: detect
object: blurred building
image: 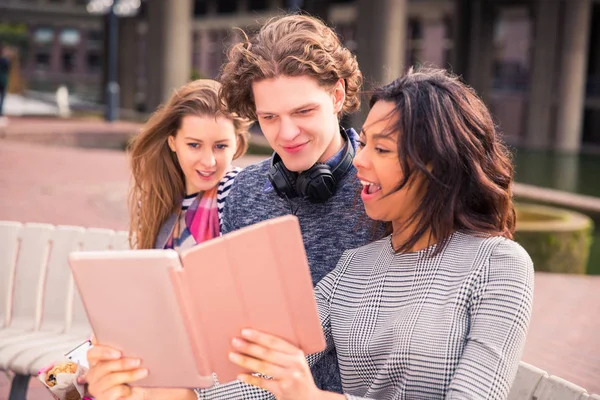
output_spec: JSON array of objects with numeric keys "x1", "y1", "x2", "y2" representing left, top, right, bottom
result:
[
  {"x1": 0, "y1": 0, "x2": 102, "y2": 101},
  {"x1": 0, "y1": 0, "x2": 599, "y2": 152}
]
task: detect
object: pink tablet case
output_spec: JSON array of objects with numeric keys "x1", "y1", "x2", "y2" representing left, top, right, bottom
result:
[
  {"x1": 68, "y1": 215, "x2": 326, "y2": 388},
  {"x1": 68, "y1": 250, "x2": 214, "y2": 388},
  {"x1": 174, "y1": 215, "x2": 326, "y2": 383}
]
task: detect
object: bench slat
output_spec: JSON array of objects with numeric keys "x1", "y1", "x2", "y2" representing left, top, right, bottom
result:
[{"x1": 0, "y1": 222, "x2": 22, "y2": 329}]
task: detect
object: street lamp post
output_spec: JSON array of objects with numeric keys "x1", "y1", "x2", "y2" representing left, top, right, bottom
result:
[
  {"x1": 87, "y1": 0, "x2": 141, "y2": 122},
  {"x1": 106, "y1": 4, "x2": 119, "y2": 121}
]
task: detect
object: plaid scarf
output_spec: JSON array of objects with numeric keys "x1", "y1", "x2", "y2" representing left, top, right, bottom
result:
[{"x1": 165, "y1": 187, "x2": 219, "y2": 250}]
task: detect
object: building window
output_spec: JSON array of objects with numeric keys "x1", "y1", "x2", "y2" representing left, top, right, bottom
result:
[
  {"x1": 86, "y1": 52, "x2": 101, "y2": 73},
  {"x1": 408, "y1": 18, "x2": 422, "y2": 40},
  {"x1": 492, "y1": 7, "x2": 531, "y2": 92},
  {"x1": 60, "y1": 28, "x2": 81, "y2": 46},
  {"x1": 62, "y1": 50, "x2": 76, "y2": 72},
  {"x1": 34, "y1": 27, "x2": 54, "y2": 45},
  {"x1": 194, "y1": 0, "x2": 208, "y2": 15},
  {"x1": 34, "y1": 52, "x2": 51, "y2": 71},
  {"x1": 217, "y1": 0, "x2": 237, "y2": 14},
  {"x1": 586, "y1": 3, "x2": 600, "y2": 99},
  {"x1": 406, "y1": 18, "x2": 422, "y2": 67},
  {"x1": 248, "y1": 0, "x2": 268, "y2": 10}
]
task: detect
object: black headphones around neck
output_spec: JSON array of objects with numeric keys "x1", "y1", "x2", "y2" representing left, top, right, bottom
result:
[{"x1": 267, "y1": 128, "x2": 355, "y2": 204}]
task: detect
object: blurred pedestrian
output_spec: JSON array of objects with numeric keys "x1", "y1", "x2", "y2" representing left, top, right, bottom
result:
[{"x1": 0, "y1": 43, "x2": 11, "y2": 123}]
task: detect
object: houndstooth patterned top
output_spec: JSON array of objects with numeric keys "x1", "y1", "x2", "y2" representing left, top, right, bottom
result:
[{"x1": 196, "y1": 231, "x2": 534, "y2": 400}]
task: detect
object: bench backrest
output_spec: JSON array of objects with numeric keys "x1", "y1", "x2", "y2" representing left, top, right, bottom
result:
[{"x1": 0, "y1": 221, "x2": 129, "y2": 337}]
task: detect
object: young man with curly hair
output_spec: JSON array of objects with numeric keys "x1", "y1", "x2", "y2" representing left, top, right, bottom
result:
[{"x1": 85, "y1": 14, "x2": 380, "y2": 400}]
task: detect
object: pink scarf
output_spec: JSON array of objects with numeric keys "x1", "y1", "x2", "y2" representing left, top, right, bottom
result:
[{"x1": 165, "y1": 187, "x2": 220, "y2": 249}]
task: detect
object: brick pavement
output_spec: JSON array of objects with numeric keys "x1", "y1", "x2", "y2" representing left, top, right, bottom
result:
[
  {"x1": 0, "y1": 139, "x2": 599, "y2": 399},
  {"x1": 0, "y1": 140, "x2": 266, "y2": 230},
  {"x1": 0, "y1": 141, "x2": 131, "y2": 230},
  {"x1": 521, "y1": 272, "x2": 600, "y2": 392},
  {"x1": 0, "y1": 374, "x2": 49, "y2": 400}
]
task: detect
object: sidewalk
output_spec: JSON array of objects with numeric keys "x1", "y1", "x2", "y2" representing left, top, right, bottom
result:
[
  {"x1": 1, "y1": 141, "x2": 599, "y2": 398},
  {"x1": 521, "y1": 272, "x2": 600, "y2": 392},
  {"x1": 0, "y1": 141, "x2": 266, "y2": 230},
  {"x1": 0, "y1": 115, "x2": 272, "y2": 152},
  {"x1": 0, "y1": 116, "x2": 142, "y2": 150}
]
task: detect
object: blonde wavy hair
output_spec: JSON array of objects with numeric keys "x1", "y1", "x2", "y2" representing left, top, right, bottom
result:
[
  {"x1": 219, "y1": 14, "x2": 363, "y2": 121},
  {"x1": 128, "y1": 79, "x2": 250, "y2": 249}
]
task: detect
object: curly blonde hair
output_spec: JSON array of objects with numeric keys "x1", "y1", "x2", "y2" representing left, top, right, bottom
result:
[
  {"x1": 219, "y1": 14, "x2": 362, "y2": 121},
  {"x1": 128, "y1": 79, "x2": 250, "y2": 249}
]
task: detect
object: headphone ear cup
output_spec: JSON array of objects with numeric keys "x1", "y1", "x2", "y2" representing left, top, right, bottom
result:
[
  {"x1": 268, "y1": 161, "x2": 299, "y2": 199},
  {"x1": 296, "y1": 164, "x2": 337, "y2": 203}
]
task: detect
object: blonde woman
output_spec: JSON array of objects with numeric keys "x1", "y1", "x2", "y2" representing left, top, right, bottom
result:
[
  {"x1": 129, "y1": 79, "x2": 249, "y2": 251},
  {"x1": 40, "y1": 79, "x2": 250, "y2": 400}
]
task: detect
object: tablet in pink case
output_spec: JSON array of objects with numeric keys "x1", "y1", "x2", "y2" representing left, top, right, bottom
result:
[{"x1": 68, "y1": 215, "x2": 325, "y2": 388}]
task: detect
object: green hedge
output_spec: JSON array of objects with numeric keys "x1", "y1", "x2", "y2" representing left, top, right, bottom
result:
[{"x1": 514, "y1": 203, "x2": 594, "y2": 274}]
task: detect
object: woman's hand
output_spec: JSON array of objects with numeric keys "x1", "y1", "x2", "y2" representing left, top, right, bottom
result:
[
  {"x1": 86, "y1": 345, "x2": 148, "y2": 399},
  {"x1": 229, "y1": 329, "x2": 341, "y2": 400},
  {"x1": 85, "y1": 345, "x2": 196, "y2": 400}
]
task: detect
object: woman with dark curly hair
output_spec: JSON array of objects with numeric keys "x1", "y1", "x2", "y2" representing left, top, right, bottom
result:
[{"x1": 229, "y1": 68, "x2": 535, "y2": 400}]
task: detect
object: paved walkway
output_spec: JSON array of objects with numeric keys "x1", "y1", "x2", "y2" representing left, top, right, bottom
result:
[
  {"x1": 0, "y1": 116, "x2": 142, "y2": 150},
  {"x1": 522, "y1": 272, "x2": 600, "y2": 392},
  {"x1": 0, "y1": 140, "x2": 266, "y2": 231},
  {"x1": 1, "y1": 128, "x2": 599, "y2": 398}
]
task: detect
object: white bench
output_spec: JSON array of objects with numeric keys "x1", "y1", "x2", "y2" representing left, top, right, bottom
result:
[
  {"x1": 1, "y1": 220, "x2": 598, "y2": 400},
  {"x1": 0, "y1": 221, "x2": 129, "y2": 400},
  {"x1": 508, "y1": 361, "x2": 598, "y2": 399}
]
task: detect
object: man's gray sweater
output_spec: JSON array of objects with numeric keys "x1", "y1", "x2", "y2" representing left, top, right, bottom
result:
[{"x1": 220, "y1": 129, "x2": 379, "y2": 394}]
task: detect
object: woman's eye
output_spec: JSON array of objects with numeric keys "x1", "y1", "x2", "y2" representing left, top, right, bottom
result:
[
  {"x1": 215, "y1": 144, "x2": 228, "y2": 150},
  {"x1": 357, "y1": 140, "x2": 366, "y2": 148},
  {"x1": 375, "y1": 147, "x2": 389, "y2": 154},
  {"x1": 187, "y1": 143, "x2": 199, "y2": 149}
]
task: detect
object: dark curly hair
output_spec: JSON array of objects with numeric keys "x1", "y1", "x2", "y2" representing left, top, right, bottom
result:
[
  {"x1": 219, "y1": 14, "x2": 362, "y2": 121},
  {"x1": 369, "y1": 67, "x2": 516, "y2": 254}
]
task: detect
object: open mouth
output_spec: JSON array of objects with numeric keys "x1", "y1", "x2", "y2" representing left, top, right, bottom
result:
[
  {"x1": 360, "y1": 180, "x2": 382, "y2": 195},
  {"x1": 197, "y1": 170, "x2": 216, "y2": 179}
]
